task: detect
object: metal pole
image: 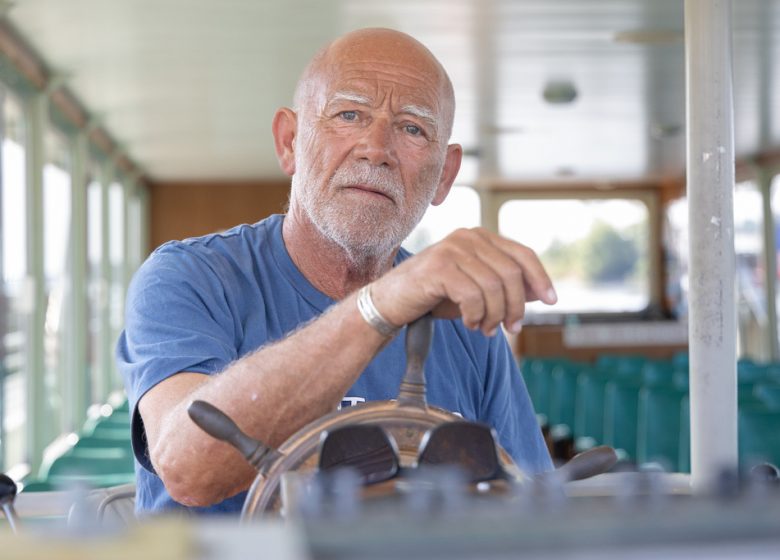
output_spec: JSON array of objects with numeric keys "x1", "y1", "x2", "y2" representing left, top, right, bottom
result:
[{"x1": 685, "y1": 0, "x2": 738, "y2": 492}]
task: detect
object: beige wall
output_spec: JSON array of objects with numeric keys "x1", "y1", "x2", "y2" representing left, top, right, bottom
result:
[{"x1": 149, "y1": 180, "x2": 291, "y2": 250}]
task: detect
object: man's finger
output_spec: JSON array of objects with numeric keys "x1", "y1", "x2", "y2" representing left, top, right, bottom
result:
[
  {"x1": 471, "y1": 239, "x2": 527, "y2": 333},
  {"x1": 454, "y1": 256, "x2": 506, "y2": 336},
  {"x1": 485, "y1": 232, "x2": 557, "y2": 305}
]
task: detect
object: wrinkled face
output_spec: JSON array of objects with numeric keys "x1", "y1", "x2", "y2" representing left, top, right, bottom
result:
[{"x1": 291, "y1": 49, "x2": 452, "y2": 261}]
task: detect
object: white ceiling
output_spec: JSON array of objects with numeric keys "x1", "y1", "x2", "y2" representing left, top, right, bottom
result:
[{"x1": 6, "y1": 0, "x2": 780, "y2": 183}]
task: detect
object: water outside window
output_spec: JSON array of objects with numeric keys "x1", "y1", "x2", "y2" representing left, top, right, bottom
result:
[{"x1": 499, "y1": 198, "x2": 650, "y2": 315}]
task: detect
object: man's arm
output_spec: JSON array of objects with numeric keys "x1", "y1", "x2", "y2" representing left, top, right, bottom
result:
[{"x1": 139, "y1": 227, "x2": 555, "y2": 507}]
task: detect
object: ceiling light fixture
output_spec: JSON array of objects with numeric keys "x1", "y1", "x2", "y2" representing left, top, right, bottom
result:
[{"x1": 542, "y1": 81, "x2": 578, "y2": 105}]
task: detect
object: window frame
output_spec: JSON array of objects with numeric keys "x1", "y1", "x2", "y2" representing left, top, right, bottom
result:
[{"x1": 491, "y1": 188, "x2": 661, "y2": 322}]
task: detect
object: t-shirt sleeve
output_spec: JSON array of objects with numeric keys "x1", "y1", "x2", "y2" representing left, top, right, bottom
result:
[
  {"x1": 479, "y1": 333, "x2": 553, "y2": 475},
  {"x1": 116, "y1": 244, "x2": 240, "y2": 471}
]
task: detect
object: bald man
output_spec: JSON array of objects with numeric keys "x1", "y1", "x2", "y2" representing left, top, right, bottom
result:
[{"x1": 117, "y1": 28, "x2": 556, "y2": 515}]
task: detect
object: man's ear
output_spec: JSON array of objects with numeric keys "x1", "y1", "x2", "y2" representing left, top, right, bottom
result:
[
  {"x1": 432, "y1": 143, "x2": 463, "y2": 206},
  {"x1": 272, "y1": 108, "x2": 297, "y2": 176}
]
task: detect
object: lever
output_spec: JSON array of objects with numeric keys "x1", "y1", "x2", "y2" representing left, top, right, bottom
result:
[
  {"x1": 0, "y1": 473, "x2": 20, "y2": 534},
  {"x1": 555, "y1": 445, "x2": 618, "y2": 482},
  {"x1": 397, "y1": 314, "x2": 434, "y2": 408},
  {"x1": 187, "y1": 400, "x2": 282, "y2": 472}
]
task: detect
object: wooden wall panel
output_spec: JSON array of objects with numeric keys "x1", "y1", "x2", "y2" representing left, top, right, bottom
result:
[
  {"x1": 149, "y1": 180, "x2": 290, "y2": 250},
  {"x1": 516, "y1": 324, "x2": 687, "y2": 362}
]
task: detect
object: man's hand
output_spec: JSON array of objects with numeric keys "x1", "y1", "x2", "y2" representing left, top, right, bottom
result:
[{"x1": 372, "y1": 228, "x2": 557, "y2": 336}]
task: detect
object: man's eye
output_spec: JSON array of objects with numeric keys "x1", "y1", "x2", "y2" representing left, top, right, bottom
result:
[
  {"x1": 404, "y1": 124, "x2": 422, "y2": 136},
  {"x1": 340, "y1": 111, "x2": 358, "y2": 121}
]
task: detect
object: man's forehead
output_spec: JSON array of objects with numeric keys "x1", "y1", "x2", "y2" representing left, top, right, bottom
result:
[
  {"x1": 321, "y1": 68, "x2": 441, "y2": 112},
  {"x1": 294, "y1": 29, "x2": 456, "y2": 137}
]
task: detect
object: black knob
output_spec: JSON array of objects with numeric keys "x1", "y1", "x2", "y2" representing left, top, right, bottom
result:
[{"x1": 187, "y1": 400, "x2": 280, "y2": 470}]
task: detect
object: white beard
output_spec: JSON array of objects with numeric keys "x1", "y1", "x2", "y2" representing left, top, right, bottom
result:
[{"x1": 293, "y1": 159, "x2": 439, "y2": 263}]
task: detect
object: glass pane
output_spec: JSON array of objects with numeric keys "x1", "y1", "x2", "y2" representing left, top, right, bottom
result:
[
  {"x1": 1, "y1": 92, "x2": 26, "y2": 470},
  {"x1": 87, "y1": 175, "x2": 103, "y2": 404},
  {"x1": 772, "y1": 174, "x2": 780, "y2": 352},
  {"x1": 664, "y1": 197, "x2": 688, "y2": 319},
  {"x1": 499, "y1": 198, "x2": 650, "y2": 314},
  {"x1": 734, "y1": 181, "x2": 765, "y2": 353},
  {"x1": 43, "y1": 131, "x2": 72, "y2": 435},
  {"x1": 109, "y1": 182, "x2": 125, "y2": 347},
  {"x1": 403, "y1": 185, "x2": 481, "y2": 253}
]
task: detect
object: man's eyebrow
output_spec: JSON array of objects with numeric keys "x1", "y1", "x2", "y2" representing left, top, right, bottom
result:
[
  {"x1": 401, "y1": 104, "x2": 437, "y2": 128},
  {"x1": 329, "y1": 91, "x2": 372, "y2": 105}
]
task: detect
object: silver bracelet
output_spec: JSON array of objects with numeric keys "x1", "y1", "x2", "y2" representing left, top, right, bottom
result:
[{"x1": 357, "y1": 285, "x2": 400, "y2": 338}]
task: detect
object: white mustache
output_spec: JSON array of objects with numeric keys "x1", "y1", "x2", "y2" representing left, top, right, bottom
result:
[{"x1": 331, "y1": 164, "x2": 404, "y2": 202}]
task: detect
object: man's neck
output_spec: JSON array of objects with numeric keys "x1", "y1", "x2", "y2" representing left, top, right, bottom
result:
[{"x1": 281, "y1": 207, "x2": 398, "y2": 300}]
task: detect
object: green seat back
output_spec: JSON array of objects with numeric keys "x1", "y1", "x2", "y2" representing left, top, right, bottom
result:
[
  {"x1": 739, "y1": 404, "x2": 780, "y2": 467},
  {"x1": 549, "y1": 363, "x2": 583, "y2": 429},
  {"x1": 637, "y1": 385, "x2": 687, "y2": 470},
  {"x1": 603, "y1": 379, "x2": 642, "y2": 460},
  {"x1": 575, "y1": 369, "x2": 610, "y2": 443}
]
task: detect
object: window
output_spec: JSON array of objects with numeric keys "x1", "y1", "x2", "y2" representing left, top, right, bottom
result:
[
  {"x1": 403, "y1": 185, "x2": 481, "y2": 253},
  {"x1": 0, "y1": 91, "x2": 26, "y2": 470},
  {"x1": 664, "y1": 197, "x2": 688, "y2": 319},
  {"x1": 108, "y1": 181, "x2": 125, "y2": 385},
  {"x1": 87, "y1": 171, "x2": 103, "y2": 404},
  {"x1": 42, "y1": 130, "x2": 72, "y2": 434},
  {"x1": 499, "y1": 198, "x2": 650, "y2": 315},
  {"x1": 769, "y1": 174, "x2": 780, "y2": 352}
]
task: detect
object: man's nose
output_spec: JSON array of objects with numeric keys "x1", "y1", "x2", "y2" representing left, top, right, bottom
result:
[{"x1": 353, "y1": 118, "x2": 398, "y2": 167}]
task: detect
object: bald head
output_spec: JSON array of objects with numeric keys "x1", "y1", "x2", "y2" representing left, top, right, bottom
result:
[{"x1": 293, "y1": 28, "x2": 456, "y2": 141}]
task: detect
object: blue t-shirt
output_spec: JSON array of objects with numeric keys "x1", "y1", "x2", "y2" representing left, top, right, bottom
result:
[{"x1": 116, "y1": 214, "x2": 551, "y2": 515}]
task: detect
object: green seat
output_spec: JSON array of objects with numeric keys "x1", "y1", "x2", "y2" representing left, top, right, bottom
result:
[
  {"x1": 20, "y1": 480, "x2": 58, "y2": 493},
  {"x1": 45, "y1": 452, "x2": 134, "y2": 481},
  {"x1": 597, "y1": 354, "x2": 647, "y2": 380},
  {"x1": 88, "y1": 424, "x2": 131, "y2": 440},
  {"x1": 523, "y1": 358, "x2": 561, "y2": 418},
  {"x1": 603, "y1": 378, "x2": 642, "y2": 461},
  {"x1": 641, "y1": 360, "x2": 675, "y2": 387},
  {"x1": 754, "y1": 382, "x2": 780, "y2": 410},
  {"x1": 679, "y1": 395, "x2": 690, "y2": 473},
  {"x1": 548, "y1": 362, "x2": 583, "y2": 429},
  {"x1": 739, "y1": 404, "x2": 780, "y2": 467},
  {"x1": 738, "y1": 360, "x2": 774, "y2": 385},
  {"x1": 671, "y1": 351, "x2": 689, "y2": 372},
  {"x1": 67, "y1": 447, "x2": 132, "y2": 461},
  {"x1": 575, "y1": 369, "x2": 611, "y2": 443},
  {"x1": 673, "y1": 369, "x2": 689, "y2": 390},
  {"x1": 681, "y1": 400, "x2": 780, "y2": 470},
  {"x1": 637, "y1": 385, "x2": 687, "y2": 470},
  {"x1": 520, "y1": 358, "x2": 540, "y2": 408},
  {"x1": 74, "y1": 435, "x2": 133, "y2": 451},
  {"x1": 82, "y1": 411, "x2": 131, "y2": 437}
]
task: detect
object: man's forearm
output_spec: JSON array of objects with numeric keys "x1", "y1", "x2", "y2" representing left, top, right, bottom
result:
[{"x1": 145, "y1": 291, "x2": 389, "y2": 506}]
